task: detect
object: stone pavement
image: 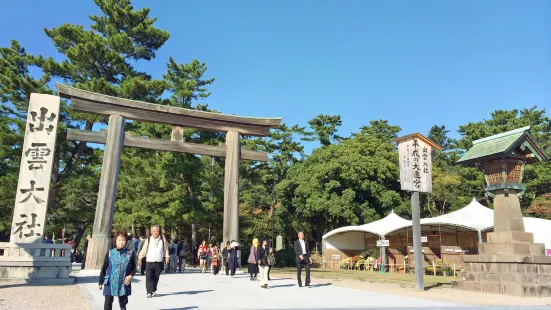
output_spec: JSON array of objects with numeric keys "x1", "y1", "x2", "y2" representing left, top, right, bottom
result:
[{"x1": 76, "y1": 267, "x2": 468, "y2": 309}]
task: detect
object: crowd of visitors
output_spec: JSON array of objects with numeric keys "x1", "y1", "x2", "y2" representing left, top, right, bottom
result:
[{"x1": 64, "y1": 225, "x2": 311, "y2": 310}]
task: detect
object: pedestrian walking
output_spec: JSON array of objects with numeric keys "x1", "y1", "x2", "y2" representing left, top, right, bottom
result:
[
  {"x1": 138, "y1": 225, "x2": 169, "y2": 298},
  {"x1": 293, "y1": 231, "x2": 312, "y2": 287},
  {"x1": 258, "y1": 239, "x2": 270, "y2": 288},
  {"x1": 207, "y1": 242, "x2": 214, "y2": 273},
  {"x1": 211, "y1": 242, "x2": 221, "y2": 275},
  {"x1": 178, "y1": 238, "x2": 189, "y2": 273},
  {"x1": 192, "y1": 243, "x2": 198, "y2": 268},
  {"x1": 221, "y1": 241, "x2": 231, "y2": 275},
  {"x1": 98, "y1": 231, "x2": 136, "y2": 310},
  {"x1": 169, "y1": 239, "x2": 178, "y2": 273},
  {"x1": 229, "y1": 240, "x2": 240, "y2": 277},
  {"x1": 247, "y1": 238, "x2": 259, "y2": 281},
  {"x1": 198, "y1": 240, "x2": 209, "y2": 273}
]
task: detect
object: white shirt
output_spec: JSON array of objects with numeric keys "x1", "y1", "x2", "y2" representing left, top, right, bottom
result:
[
  {"x1": 146, "y1": 236, "x2": 164, "y2": 262},
  {"x1": 299, "y1": 239, "x2": 306, "y2": 255}
]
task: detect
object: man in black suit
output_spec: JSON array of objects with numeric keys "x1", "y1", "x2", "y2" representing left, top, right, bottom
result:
[{"x1": 293, "y1": 231, "x2": 312, "y2": 287}]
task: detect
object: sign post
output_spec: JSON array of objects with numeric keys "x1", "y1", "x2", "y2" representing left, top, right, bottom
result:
[
  {"x1": 395, "y1": 133, "x2": 442, "y2": 291},
  {"x1": 377, "y1": 239, "x2": 389, "y2": 274}
]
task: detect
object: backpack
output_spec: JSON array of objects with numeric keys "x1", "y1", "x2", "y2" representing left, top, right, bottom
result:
[{"x1": 169, "y1": 245, "x2": 176, "y2": 255}]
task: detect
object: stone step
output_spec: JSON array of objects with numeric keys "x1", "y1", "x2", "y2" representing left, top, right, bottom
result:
[
  {"x1": 478, "y1": 242, "x2": 545, "y2": 255},
  {"x1": 458, "y1": 280, "x2": 551, "y2": 297},
  {"x1": 486, "y1": 231, "x2": 534, "y2": 243},
  {"x1": 464, "y1": 254, "x2": 551, "y2": 264},
  {"x1": 463, "y1": 272, "x2": 551, "y2": 284},
  {"x1": 464, "y1": 261, "x2": 551, "y2": 274}
]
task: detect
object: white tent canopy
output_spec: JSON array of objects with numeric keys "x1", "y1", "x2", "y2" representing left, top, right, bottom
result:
[
  {"x1": 419, "y1": 198, "x2": 494, "y2": 232},
  {"x1": 322, "y1": 198, "x2": 551, "y2": 250},
  {"x1": 322, "y1": 210, "x2": 411, "y2": 240}
]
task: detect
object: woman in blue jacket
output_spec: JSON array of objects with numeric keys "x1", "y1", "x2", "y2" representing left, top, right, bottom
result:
[{"x1": 99, "y1": 231, "x2": 136, "y2": 310}]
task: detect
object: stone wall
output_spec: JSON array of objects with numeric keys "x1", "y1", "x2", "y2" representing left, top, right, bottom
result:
[{"x1": 0, "y1": 243, "x2": 72, "y2": 282}]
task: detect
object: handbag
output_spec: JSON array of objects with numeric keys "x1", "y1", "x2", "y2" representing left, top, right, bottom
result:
[{"x1": 267, "y1": 254, "x2": 276, "y2": 266}]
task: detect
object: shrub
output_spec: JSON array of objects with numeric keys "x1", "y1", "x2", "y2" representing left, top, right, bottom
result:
[
  {"x1": 359, "y1": 248, "x2": 379, "y2": 259},
  {"x1": 310, "y1": 252, "x2": 322, "y2": 268},
  {"x1": 274, "y1": 248, "x2": 296, "y2": 267}
]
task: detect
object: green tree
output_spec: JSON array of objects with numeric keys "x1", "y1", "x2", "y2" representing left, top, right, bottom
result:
[
  {"x1": 240, "y1": 124, "x2": 310, "y2": 245},
  {"x1": 0, "y1": 0, "x2": 171, "y2": 243},
  {"x1": 526, "y1": 193, "x2": 551, "y2": 220},
  {"x1": 277, "y1": 121, "x2": 408, "y2": 244},
  {"x1": 306, "y1": 114, "x2": 343, "y2": 146}
]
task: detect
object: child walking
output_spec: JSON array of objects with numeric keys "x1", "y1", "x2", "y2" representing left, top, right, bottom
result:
[{"x1": 99, "y1": 231, "x2": 136, "y2": 310}]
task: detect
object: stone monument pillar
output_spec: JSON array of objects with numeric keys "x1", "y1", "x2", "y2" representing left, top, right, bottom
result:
[{"x1": 454, "y1": 127, "x2": 551, "y2": 297}]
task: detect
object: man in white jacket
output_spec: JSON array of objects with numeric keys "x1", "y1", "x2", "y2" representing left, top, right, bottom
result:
[{"x1": 138, "y1": 225, "x2": 169, "y2": 298}]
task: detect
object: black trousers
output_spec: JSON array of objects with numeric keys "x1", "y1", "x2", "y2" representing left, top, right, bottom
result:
[
  {"x1": 146, "y1": 262, "x2": 163, "y2": 294},
  {"x1": 296, "y1": 256, "x2": 311, "y2": 286},
  {"x1": 225, "y1": 262, "x2": 230, "y2": 275},
  {"x1": 230, "y1": 266, "x2": 236, "y2": 276},
  {"x1": 268, "y1": 265, "x2": 272, "y2": 280},
  {"x1": 140, "y1": 257, "x2": 146, "y2": 275},
  {"x1": 104, "y1": 295, "x2": 128, "y2": 310}
]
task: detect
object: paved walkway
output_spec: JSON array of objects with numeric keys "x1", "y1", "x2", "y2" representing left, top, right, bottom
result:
[{"x1": 76, "y1": 267, "x2": 468, "y2": 309}]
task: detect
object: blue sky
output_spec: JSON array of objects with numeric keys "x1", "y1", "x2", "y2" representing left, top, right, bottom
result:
[{"x1": 2, "y1": 0, "x2": 550, "y2": 153}]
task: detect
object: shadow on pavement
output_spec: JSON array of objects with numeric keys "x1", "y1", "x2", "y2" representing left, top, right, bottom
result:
[
  {"x1": 424, "y1": 282, "x2": 450, "y2": 291},
  {"x1": 269, "y1": 283, "x2": 296, "y2": 288},
  {"x1": 75, "y1": 275, "x2": 142, "y2": 284},
  {"x1": 0, "y1": 281, "x2": 73, "y2": 288},
  {"x1": 156, "y1": 290, "x2": 214, "y2": 297},
  {"x1": 309, "y1": 283, "x2": 332, "y2": 288}
]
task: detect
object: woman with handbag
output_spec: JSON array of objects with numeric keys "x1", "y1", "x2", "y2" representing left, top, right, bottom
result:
[
  {"x1": 247, "y1": 238, "x2": 259, "y2": 281},
  {"x1": 258, "y1": 239, "x2": 270, "y2": 288}
]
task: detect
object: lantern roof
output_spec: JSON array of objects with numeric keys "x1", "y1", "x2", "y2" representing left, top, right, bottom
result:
[{"x1": 457, "y1": 126, "x2": 548, "y2": 164}]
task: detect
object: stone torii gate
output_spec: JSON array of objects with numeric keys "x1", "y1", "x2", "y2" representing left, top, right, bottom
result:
[{"x1": 56, "y1": 84, "x2": 282, "y2": 270}]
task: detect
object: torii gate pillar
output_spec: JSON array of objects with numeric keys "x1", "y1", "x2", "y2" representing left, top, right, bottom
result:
[{"x1": 223, "y1": 131, "x2": 240, "y2": 244}]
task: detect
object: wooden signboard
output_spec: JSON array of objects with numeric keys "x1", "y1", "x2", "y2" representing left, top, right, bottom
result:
[{"x1": 396, "y1": 133, "x2": 442, "y2": 193}]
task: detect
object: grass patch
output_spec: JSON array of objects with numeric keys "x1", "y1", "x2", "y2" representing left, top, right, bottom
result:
[{"x1": 271, "y1": 267, "x2": 455, "y2": 289}]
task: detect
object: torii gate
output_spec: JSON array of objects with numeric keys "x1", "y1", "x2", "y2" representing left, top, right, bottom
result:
[{"x1": 56, "y1": 84, "x2": 281, "y2": 269}]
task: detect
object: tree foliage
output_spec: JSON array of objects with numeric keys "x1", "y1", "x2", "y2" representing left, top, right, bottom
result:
[{"x1": 1, "y1": 0, "x2": 550, "y2": 250}]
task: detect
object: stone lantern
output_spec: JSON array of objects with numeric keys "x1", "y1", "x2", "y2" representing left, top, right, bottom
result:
[{"x1": 454, "y1": 126, "x2": 551, "y2": 297}]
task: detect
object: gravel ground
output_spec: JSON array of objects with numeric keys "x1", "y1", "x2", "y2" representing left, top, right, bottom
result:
[
  {"x1": 0, "y1": 281, "x2": 88, "y2": 310},
  {"x1": 272, "y1": 272, "x2": 551, "y2": 307}
]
